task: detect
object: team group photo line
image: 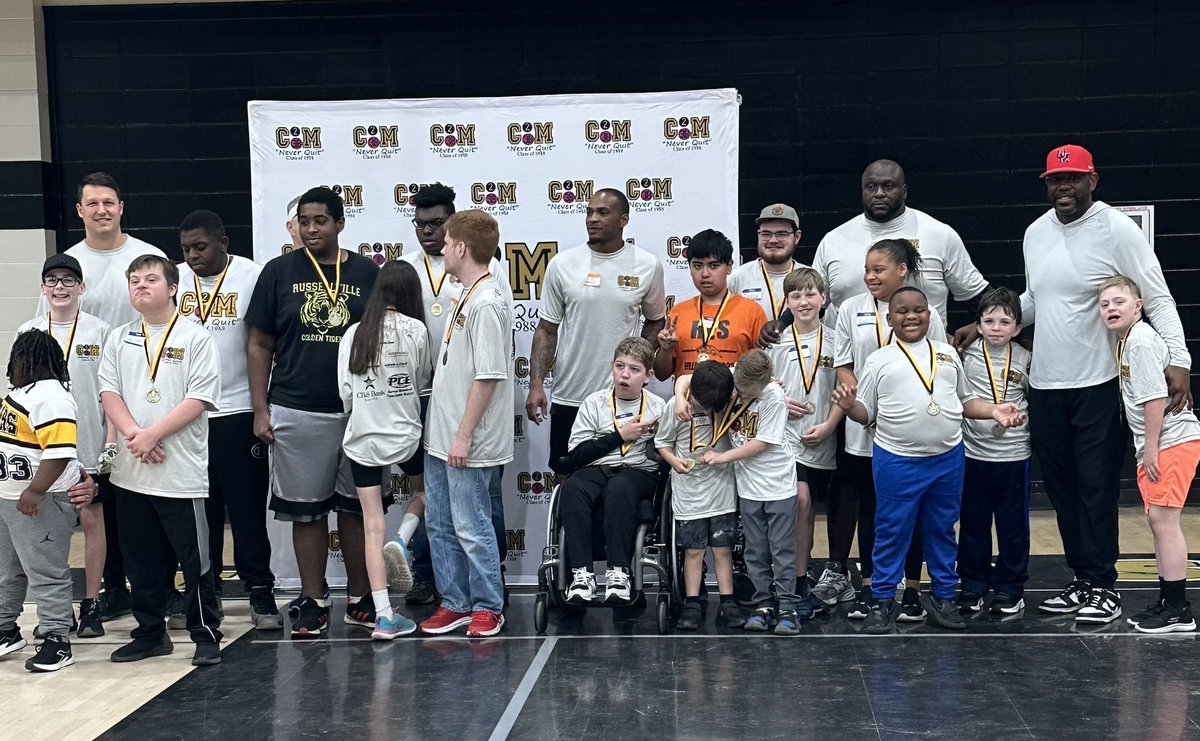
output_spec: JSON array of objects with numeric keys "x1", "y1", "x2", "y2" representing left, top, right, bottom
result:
[{"x1": 0, "y1": 141, "x2": 1194, "y2": 674}]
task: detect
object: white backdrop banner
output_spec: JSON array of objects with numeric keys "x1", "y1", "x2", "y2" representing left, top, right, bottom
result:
[{"x1": 248, "y1": 89, "x2": 740, "y2": 586}]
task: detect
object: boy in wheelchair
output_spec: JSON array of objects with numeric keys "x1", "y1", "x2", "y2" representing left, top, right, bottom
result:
[{"x1": 559, "y1": 337, "x2": 665, "y2": 604}]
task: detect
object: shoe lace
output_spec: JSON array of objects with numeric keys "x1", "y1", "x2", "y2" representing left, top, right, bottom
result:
[
  {"x1": 608, "y1": 569, "x2": 630, "y2": 587},
  {"x1": 1083, "y1": 589, "x2": 1109, "y2": 609},
  {"x1": 817, "y1": 567, "x2": 837, "y2": 585},
  {"x1": 570, "y1": 568, "x2": 591, "y2": 586}
]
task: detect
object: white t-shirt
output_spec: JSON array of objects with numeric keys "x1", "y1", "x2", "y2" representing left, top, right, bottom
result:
[
  {"x1": 425, "y1": 273, "x2": 514, "y2": 467},
  {"x1": 400, "y1": 250, "x2": 509, "y2": 386},
  {"x1": 1021, "y1": 201, "x2": 1190, "y2": 389},
  {"x1": 97, "y1": 317, "x2": 221, "y2": 498},
  {"x1": 338, "y1": 312, "x2": 431, "y2": 467},
  {"x1": 655, "y1": 397, "x2": 736, "y2": 520},
  {"x1": 767, "y1": 325, "x2": 838, "y2": 470},
  {"x1": 177, "y1": 255, "x2": 261, "y2": 417},
  {"x1": 731, "y1": 382, "x2": 797, "y2": 502},
  {"x1": 813, "y1": 207, "x2": 987, "y2": 329},
  {"x1": 37, "y1": 236, "x2": 166, "y2": 329},
  {"x1": 18, "y1": 312, "x2": 110, "y2": 471},
  {"x1": 1119, "y1": 321, "x2": 1200, "y2": 465},
  {"x1": 0, "y1": 380, "x2": 80, "y2": 500},
  {"x1": 961, "y1": 341, "x2": 1031, "y2": 462},
  {"x1": 540, "y1": 242, "x2": 666, "y2": 406},
  {"x1": 568, "y1": 387, "x2": 666, "y2": 473},
  {"x1": 856, "y1": 338, "x2": 976, "y2": 457},
  {"x1": 728, "y1": 259, "x2": 807, "y2": 322},
  {"x1": 833, "y1": 291, "x2": 946, "y2": 456}
]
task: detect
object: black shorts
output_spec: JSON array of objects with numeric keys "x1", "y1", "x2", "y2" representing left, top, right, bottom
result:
[
  {"x1": 350, "y1": 450, "x2": 423, "y2": 489},
  {"x1": 93, "y1": 472, "x2": 114, "y2": 504},
  {"x1": 676, "y1": 512, "x2": 737, "y2": 550},
  {"x1": 795, "y1": 463, "x2": 833, "y2": 501}
]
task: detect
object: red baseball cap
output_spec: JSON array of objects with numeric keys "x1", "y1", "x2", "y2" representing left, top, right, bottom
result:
[{"x1": 1041, "y1": 144, "x2": 1096, "y2": 178}]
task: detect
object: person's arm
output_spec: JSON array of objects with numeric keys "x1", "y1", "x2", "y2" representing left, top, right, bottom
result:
[
  {"x1": 17, "y1": 459, "x2": 69, "y2": 517},
  {"x1": 641, "y1": 317, "x2": 665, "y2": 347},
  {"x1": 126, "y1": 399, "x2": 208, "y2": 462},
  {"x1": 641, "y1": 259, "x2": 668, "y2": 349},
  {"x1": 337, "y1": 329, "x2": 354, "y2": 414},
  {"x1": 1142, "y1": 397, "x2": 1166, "y2": 483},
  {"x1": 100, "y1": 392, "x2": 139, "y2": 440},
  {"x1": 448, "y1": 379, "x2": 499, "y2": 467},
  {"x1": 247, "y1": 326, "x2": 276, "y2": 444},
  {"x1": 831, "y1": 383, "x2": 869, "y2": 426},
  {"x1": 525, "y1": 319, "x2": 558, "y2": 423},
  {"x1": 962, "y1": 398, "x2": 1025, "y2": 426},
  {"x1": 653, "y1": 313, "x2": 680, "y2": 381},
  {"x1": 702, "y1": 438, "x2": 766, "y2": 465}
]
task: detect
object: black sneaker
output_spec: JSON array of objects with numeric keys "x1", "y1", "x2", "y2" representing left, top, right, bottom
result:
[
  {"x1": 1134, "y1": 603, "x2": 1196, "y2": 634},
  {"x1": 1075, "y1": 587, "x2": 1121, "y2": 624},
  {"x1": 98, "y1": 587, "x2": 132, "y2": 622},
  {"x1": 990, "y1": 593, "x2": 1026, "y2": 615},
  {"x1": 1127, "y1": 598, "x2": 1166, "y2": 627},
  {"x1": 111, "y1": 634, "x2": 173, "y2": 663},
  {"x1": 743, "y1": 606, "x2": 776, "y2": 631},
  {"x1": 406, "y1": 577, "x2": 439, "y2": 605},
  {"x1": 345, "y1": 594, "x2": 376, "y2": 628},
  {"x1": 289, "y1": 597, "x2": 328, "y2": 638},
  {"x1": 863, "y1": 599, "x2": 897, "y2": 635},
  {"x1": 25, "y1": 634, "x2": 74, "y2": 672},
  {"x1": 923, "y1": 594, "x2": 967, "y2": 630},
  {"x1": 794, "y1": 595, "x2": 814, "y2": 621},
  {"x1": 846, "y1": 589, "x2": 871, "y2": 620},
  {"x1": 77, "y1": 598, "x2": 104, "y2": 638},
  {"x1": 897, "y1": 588, "x2": 927, "y2": 622},
  {"x1": 249, "y1": 589, "x2": 284, "y2": 630},
  {"x1": 956, "y1": 590, "x2": 985, "y2": 613},
  {"x1": 1038, "y1": 579, "x2": 1090, "y2": 614},
  {"x1": 287, "y1": 581, "x2": 332, "y2": 611},
  {"x1": 717, "y1": 601, "x2": 747, "y2": 628},
  {"x1": 806, "y1": 594, "x2": 829, "y2": 617},
  {"x1": 677, "y1": 601, "x2": 702, "y2": 631},
  {"x1": 192, "y1": 641, "x2": 222, "y2": 666},
  {"x1": 0, "y1": 626, "x2": 26, "y2": 658},
  {"x1": 166, "y1": 589, "x2": 187, "y2": 630}
]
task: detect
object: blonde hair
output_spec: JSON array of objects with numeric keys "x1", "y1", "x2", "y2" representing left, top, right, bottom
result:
[
  {"x1": 733, "y1": 349, "x2": 772, "y2": 387},
  {"x1": 783, "y1": 267, "x2": 825, "y2": 295},
  {"x1": 613, "y1": 336, "x2": 654, "y2": 369},
  {"x1": 1099, "y1": 275, "x2": 1141, "y2": 298}
]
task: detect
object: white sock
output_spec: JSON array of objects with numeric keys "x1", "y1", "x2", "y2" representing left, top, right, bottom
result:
[
  {"x1": 397, "y1": 513, "x2": 420, "y2": 544},
  {"x1": 372, "y1": 589, "x2": 393, "y2": 619}
]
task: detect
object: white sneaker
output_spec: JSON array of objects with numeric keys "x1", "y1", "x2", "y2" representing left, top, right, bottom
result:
[
  {"x1": 1076, "y1": 587, "x2": 1122, "y2": 624},
  {"x1": 383, "y1": 540, "x2": 414, "y2": 593},
  {"x1": 566, "y1": 568, "x2": 596, "y2": 603},
  {"x1": 604, "y1": 567, "x2": 632, "y2": 603}
]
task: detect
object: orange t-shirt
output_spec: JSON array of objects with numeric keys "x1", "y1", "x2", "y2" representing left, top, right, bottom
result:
[{"x1": 668, "y1": 292, "x2": 767, "y2": 376}]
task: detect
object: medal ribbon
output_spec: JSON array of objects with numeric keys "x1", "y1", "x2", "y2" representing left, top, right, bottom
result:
[
  {"x1": 792, "y1": 323, "x2": 823, "y2": 395},
  {"x1": 192, "y1": 255, "x2": 231, "y2": 325},
  {"x1": 442, "y1": 273, "x2": 492, "y2": 363},
  {"x1": 759, "y1": 259, "x2": 794, "y2": 321},
  {"x1": 696, "y1": 291, "x2": 732, "y2": 351},
  {"x1": 47, "y1": 312, "x2": 79, "y2": 361},
  {"x1": 610, "y1": 389, "x2": 648, "y2": 456},
  {"x1": 896, "y1": 339, "x2": 937, "y2": 397},
  {"x1": 982, "y1": 342, "x2": 1012, "y2": 404},
  {"x1": 303, "y1": 248, "x2": 341, "y2": 304},
  {"x1": 711, "y1": 395, "x2": 754, "y2": 442},
  {"x1": 873, "y1": 299, "x2": 893, "y2": 349},
  {"x1": 141, "y1": 313, "x2": 181, "y2": 386},
  {"x1": 1116, "y1": 319, "x2": 1140, "y2": 393},
  {"x1": 423, "y1": 252, "x2": 449, "y2": 298}
]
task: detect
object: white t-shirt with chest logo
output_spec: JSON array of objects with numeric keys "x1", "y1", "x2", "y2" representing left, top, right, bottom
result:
[{"x1": 728, "y1": 259, "x2": 807, "y2": 322}]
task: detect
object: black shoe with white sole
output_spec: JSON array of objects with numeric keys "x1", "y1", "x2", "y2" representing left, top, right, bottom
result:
[
  {"x1": 990, "y1": 593, "x2": 1025, "y2": 615},
  {"x1": 1127, "y1": 598, "x2": 1166, "y2": 627},
  {"x1": 0, "y1": 626, "x2": 26, "y2": 658},
  {"x1": 1134, "y1": 603, "x2": 1196, "y2": 634},
  {"x1": 25, "y1": 634, "x2": 74, "y2": 672},
  {"x1": 846, "y1": 589, "x2": 871, "y2": 620},
  {"x1": 1075, "y1": 587, "x2": 1121, "y2": 624},
  {"x1": 1038, "y1": 579, "x2": 1090, "y2": 614}
]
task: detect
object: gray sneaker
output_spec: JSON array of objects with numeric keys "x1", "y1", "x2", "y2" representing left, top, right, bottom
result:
[
  {"x1": 249, "y1": 589, "x2": 284, "y2": 630},
  {"x1": 810, "y1": 565, "x2": 856, "y2": 606}
]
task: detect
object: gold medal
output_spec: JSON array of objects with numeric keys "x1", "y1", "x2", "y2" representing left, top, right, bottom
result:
[
  {"x1": 896, "y1": 339, "x2": 940, "y2": 417},
  {"x1": 697, "y1": 352, "x2": 710, "y2": 363},
  {"x1": 681, "y1": 457, "x2": 697, "y2": 473},
  {"x1": 982, "y1": 342, "x2": 1012, "y2": 405},
  {"x1": 792, "y1": 323, "x2": 823, "y2": 408},
  {"x1": 992, "y1": 424, "x2": 1007, "y2": 437},
  {"x1": 927, "y1": 400, "x2": 941, "y2": 416},
  {"x1": 142, "y1": 314, "x2": 180, "y2": 403},
  {"x1": 146, "y1": 387, "x2": 161, "y2": 404},
  {"x1": 430, "y1": 302, "x2": 444, "y2": 317},
  {"x1": 803, "y1": 401, "x2": 816, "y2": 414}
]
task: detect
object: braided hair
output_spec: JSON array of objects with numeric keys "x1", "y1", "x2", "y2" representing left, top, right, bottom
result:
[{"x1": 7, "y1": 329, "x2": 70, "y2": 391}]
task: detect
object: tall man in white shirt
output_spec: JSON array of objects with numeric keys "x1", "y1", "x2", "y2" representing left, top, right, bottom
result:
[
  {"x1": 524, "y1": 188, "x2": 667, "y2": 474},
  {"x1": 728, "y1": 203, "x2": 807, "y2": 322}
]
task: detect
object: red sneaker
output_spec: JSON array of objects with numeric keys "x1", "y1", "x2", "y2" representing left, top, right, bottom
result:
[
  {"x1": 466, "y1": 611, "x2": 505, "y2": 638},
  {"x1": 419, "y1": 607, "x2": 472, "y2": 634}
]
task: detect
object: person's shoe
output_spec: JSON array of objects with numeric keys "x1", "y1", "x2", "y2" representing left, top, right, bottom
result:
[
  {"x1": 111, "y1": 634, "x2": 173, "y2": 662},
  {"x1": 383, "y1": 539, "x2": 415, "y2": 593},
  {"x1": 897, "y1": 588, "x2": 926, "y2": 622},
  {"x1": 249, "y1": 589, "x2": 284, "y2": 630},
  {"x1": 956, "y1": 590, "x2": 985, "y2": 613},
  {"x1": 1127, "y1": 598, "x2": 1166, "y2": 627},
  {"x1": 743, "y1": 606, "x2": 775, "y2": 632},
  {"x1": 1075, "y1": 587, "x2": 1122, "y2": 624},
  {"x1": 287, "y1": 581, "x2": 332, "y2": 611},
  {"x1": 345, "y1": 594, "x2": 376, "y2": 629},
  {"x1": 811, "y1": 564, "x2": 856, "y2": 606},
  {"x1": 677, "y1": 601, "x2": 702, "y2": 631},
  {"x1": 405, "y1": 577, "x2": 439, "y2": 605},
  {"x1": 288, "y1": 597, "x2": 328, "y2": 638},
  {"x1": 846, "y1": 589, "x2": 872, "y2": 620},
  {"x1": 1038, "y1": 579, "x2": 1091, "y2": 614},
  {"x1": 990, "y1": 594, "x2": 1025, "y2": 615},
  {"x1": 466, "y1": 611, "x2": 504, "y2": 638},
  {"x1": 372, "y1": 612, "x2": 418, "y2": 640},
  {"x1": 794, "y1": 596, "x2": 815, "y2": 621},
  {"x1": 0, "y1": 626, "x2": 26, "y2": 658},
  {"x1": 774, "y1": 609, "x2": 800, "y2": 636},
  {"x1": 1134, "y1": 603, "x2": 1196, "y2": 634},
  {"x1": 98, "y1": 587, "x2": 132, "y2": 622},
  {"x1": 805, "y1": 561, "x2": 823, "y2": 589},
  {"x1": 718, "y1": 601, "x2": 747, "y2": 628},
  {"x1": 603, "y1": 567, "x2": 632, "y2": 603},
  {"x1": 806, "y1": 594, "x2": 829, "y2": 617},
  {"x1": 924, "y1": 594, "x2": 967, "y2": 630},
  {"x1": 25, "y1": 634, "x2": 73, "y2": 672},
  {"x1": 419, "y1": 607, "x2": 473, "y2": 635},
  {"x1": 191, "y1": 642, "x2": 221, "y2": 666},
  {"x1": 77, "y1": 598, "x2": 104, "y2": 638},
  {"x1": 566, "y1": 568, "x2": 597, "y2": 603},
  {"x1": 863, "y1": 599, "x2": 897, "y2": 635},
  {"x1": 166, "y1": 590, "x2": 187, "y2": 630}
]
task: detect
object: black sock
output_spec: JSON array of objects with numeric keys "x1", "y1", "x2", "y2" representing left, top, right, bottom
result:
[
  {"x1": 1163, "y1": 579, "x2": 1187, "y2": 610},
  {"x1": 719, "y1": 594, "x2": 734, "y2": 604},
  {"x1": 686, "y1": 596, "x2": 701, "y2": 605},
  {"x1": 1159, "y1": 576, "x2": 1167, "y2": 603}
]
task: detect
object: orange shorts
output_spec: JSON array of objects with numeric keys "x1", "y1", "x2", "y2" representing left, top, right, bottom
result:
[{"x1": 1137, "y1": 439, "x2": 1200, "y2": 511}]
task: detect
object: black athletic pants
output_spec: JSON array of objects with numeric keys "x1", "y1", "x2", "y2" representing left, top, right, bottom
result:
[
  {"x1": 559, "y1": 465, "x2": 657, "y2": 571},
  {"x1": 205, "y1": 413, "x2": 275, "y2": 593},
  {"x1": 548, "y1": 403, "x2": 580, "y2": 475}
]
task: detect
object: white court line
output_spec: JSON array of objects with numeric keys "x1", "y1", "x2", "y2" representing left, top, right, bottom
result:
[
  {"x1": 487, "y1": 636, "x2": 558, "y2": 741},
  {"x1": 250, "y1": 630, "x2": 1197, "y2": 644}
]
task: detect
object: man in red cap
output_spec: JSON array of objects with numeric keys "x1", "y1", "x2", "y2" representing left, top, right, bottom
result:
[{"x1": 1006, "y1": 144, "x2": 1190, "y2": 624}]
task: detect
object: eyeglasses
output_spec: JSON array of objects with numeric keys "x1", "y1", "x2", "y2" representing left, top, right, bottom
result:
[
  {"x1": 862, "y1": 182, "x2": 902, "y2": 194},
  {"x1": 412, "y1": 218, "x2": 447, "y2": 232},
  {"x1": 43, "y1": 275, "x2": 80, "y2": 287},
  {"x1": 757, "y1": 230, "x2": 795, "y2": 241}
]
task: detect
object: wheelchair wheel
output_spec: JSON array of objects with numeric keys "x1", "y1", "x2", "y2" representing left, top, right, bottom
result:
[
  {"x1": 534, "y1": 592, "x2": 548, "y2": 634},
  {"x1": 656, "y1": 594, "x2": 670, "y2": 633}
]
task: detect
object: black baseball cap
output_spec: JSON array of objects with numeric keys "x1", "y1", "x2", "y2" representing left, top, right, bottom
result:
[{"x1": 42, "y1": 254, "x2": 84, "y2": 281}]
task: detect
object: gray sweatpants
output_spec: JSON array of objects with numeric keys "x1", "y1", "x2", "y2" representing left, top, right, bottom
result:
[
  {"x1": 741, "y1": 497, "x2": 799, "y2": 610},
  {"x1": 0, "y1": 494, "x2": 76, "y2": 637}
]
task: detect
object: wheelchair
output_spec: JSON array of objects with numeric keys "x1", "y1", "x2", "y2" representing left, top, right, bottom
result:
[{"x1": 533, "y1": 471, "x2": 682, "y2": 634}]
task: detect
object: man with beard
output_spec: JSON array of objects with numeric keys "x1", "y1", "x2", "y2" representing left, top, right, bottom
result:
[{"x1": 729, "y1": 204, "x2": 807, "y2": 323}]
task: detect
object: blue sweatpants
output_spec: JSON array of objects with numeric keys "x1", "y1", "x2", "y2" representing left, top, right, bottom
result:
[{"x1": 871, "y1": 444, "x2": 965, "y2": 601}]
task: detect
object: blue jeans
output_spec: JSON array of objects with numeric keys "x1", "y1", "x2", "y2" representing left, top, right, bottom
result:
[
  {"x1": 412, "y1": 464, "x2": 507, "y2": 587},
  {"x1": 424, "y1": 454, "x2": 504, "y2": 614}
]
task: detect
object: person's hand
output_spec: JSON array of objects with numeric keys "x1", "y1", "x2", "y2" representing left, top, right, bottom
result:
[
  {"x1": 17, "y1": 488, "x2": 44, "y2": 516},
  {"x1": 619, "y1": 415, "x2": 658, "y2": 443},
  {"x1": 758, "y1": 320, "x2": 783, "y2": 349},
  {"x1": 526, "y1": 386, "x2": 550, "y2": 425},
  {"x1": 785, "y1": 397, "x2": 810, "y2": 419},
  {"x1": 97, "y1": 443, "x2": 118, "y2": 474},
  {"x1": 253, "y1": 408, "x2": 274, "y2": 445},
  {"x1": 126, "y1": 427, "x2": 164, "y2": 462},
  {"x1": 701, "y1": 450, "x2": 725, "y2": 466},
  {"x1": 674, "y1": 399, "x2": 693, "y2": 423},
  {"x1": 657, "y1": 315, "x2": 679, "y2": 351},
  {"x1": 831, "y1": 383, "x2": 858, "y2": 411},
  {"x1": 992, "y1": 403, "x2": 1025, "y2": 428},
  {"x1": 668, "y1": 456, "x2": 693, "y2": 475},
  {"x1": 1143, "y1": 449, "x2": 1161, "y2": 483},
  {"x1": 68, "y1": 471, "x2": 98, "y2": 510},
  {"x1": 1165, "y1": 365, "x2": 1193, "y2": 415},
  {"x1": 448, "y1": 436, "x2": 470, "y2": 468},
  {"x1": 801, "y1": 421, "x2": 833, "y2": 447},
  {"x1": 951, "y1": 324, "x2": 980, "y2": 353}
]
